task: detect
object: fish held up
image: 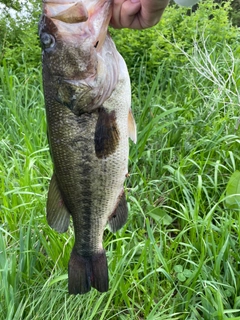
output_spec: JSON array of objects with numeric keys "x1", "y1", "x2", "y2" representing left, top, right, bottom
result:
[{"x1": 39, "y1": 0, "x2": 137, "y2": 295}]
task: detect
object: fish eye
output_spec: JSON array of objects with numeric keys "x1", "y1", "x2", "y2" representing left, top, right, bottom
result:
[{"x1": 41, "y1": 32, "x2": 55, "y2": 49}]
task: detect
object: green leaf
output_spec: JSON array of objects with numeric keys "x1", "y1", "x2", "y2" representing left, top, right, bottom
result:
[
  {"x1": 183, "y1": 269, "x2": 193, "y2": 278},
  {"x1": 148, "y1": 207, "x2": 173, "y2": 225},
  {"x1": 225, "y1": 170, "x2": 240, "y2": 209},
  {"x1": 48, "y1": 274, "x2": 68, "y2": 286},
  {"x1": 174, "y1": 265, "x2": 183, "y2": 273},
  {"x1": 177, "y1": 273, "x2": 186, "y2": 282}
]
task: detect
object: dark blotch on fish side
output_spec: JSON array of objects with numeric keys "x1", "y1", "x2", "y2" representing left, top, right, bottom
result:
[{"x1": 94, "y1": 107, "x2": 120, "y2": 158}]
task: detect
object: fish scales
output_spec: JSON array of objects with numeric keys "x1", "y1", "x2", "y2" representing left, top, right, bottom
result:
[{"x1": 39, "y1": 0, "x2": 136, "y2": 294}]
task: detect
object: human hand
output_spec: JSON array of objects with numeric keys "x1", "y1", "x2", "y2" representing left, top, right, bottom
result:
[{"x1": 110, "y1": 0, "x2": 169, "y2": 29}]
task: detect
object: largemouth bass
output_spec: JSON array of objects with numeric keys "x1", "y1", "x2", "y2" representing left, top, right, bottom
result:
[{"x1": 39, "y1": 0, "x2": 136, "y2": 294}]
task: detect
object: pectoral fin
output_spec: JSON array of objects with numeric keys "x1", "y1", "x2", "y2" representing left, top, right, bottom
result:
[
  {"x1": 47, "y1": 173, "x2": 70, "y2": 233},
  {"x1": 108, "y1": 191, "x2": 128, "y2": 232},
  {"x1": 128, "y1": 109, "x2": 137, "y2": 143}
]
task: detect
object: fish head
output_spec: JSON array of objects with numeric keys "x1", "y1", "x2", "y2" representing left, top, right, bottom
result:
[{"x1": 39, "y1": 0, "x2": 113, "y2": 82}]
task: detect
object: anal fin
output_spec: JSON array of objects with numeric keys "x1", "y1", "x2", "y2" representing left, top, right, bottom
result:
[
  {"x1": 108, "y1": 191, "x2": 128, "y2": 232},
  {"x1": 47, "y1": 173, "x2": 70, "y2": 233}
]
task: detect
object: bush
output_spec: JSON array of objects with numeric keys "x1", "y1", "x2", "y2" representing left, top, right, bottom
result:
[
  {"x1": 0, "y1": 0, "x2": 41, "y2": 73},
  {"x1": 1, "y1": 29, "x2": 41, "y2": 72},
  {"x1": 0, "y1": 0, "x2": 238, "y2": 88},
  {"x1": 230, "y1": 0, "x2": 240, "y2": 26},
  {"x1": 110, "y1": 0, "x2": 239, "y2": 89}
]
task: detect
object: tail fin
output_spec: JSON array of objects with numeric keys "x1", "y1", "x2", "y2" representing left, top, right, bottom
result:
[{"x1": 68, "y1": 249, "x2": 109, "y2": 294}]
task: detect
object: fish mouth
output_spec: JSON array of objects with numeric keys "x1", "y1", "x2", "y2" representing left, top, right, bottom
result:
[
  {"x1": 43, "y1": 1, "x2": 88, "y2": 23},
  {"x1": 42, "y1": 0, "x2": 112, "y2": 50}
]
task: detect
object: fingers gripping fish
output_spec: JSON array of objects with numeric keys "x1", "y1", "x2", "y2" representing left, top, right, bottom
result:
[{"x1": 39, "y1": 0, "x2": 137, "y2": 294}]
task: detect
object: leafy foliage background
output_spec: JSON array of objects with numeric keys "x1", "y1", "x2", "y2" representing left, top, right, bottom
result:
[{"x1": 1, "y1": 1, "x2": 240, "y2": 319}]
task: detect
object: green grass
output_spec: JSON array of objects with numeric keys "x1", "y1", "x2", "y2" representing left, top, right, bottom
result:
[{"x1": 1, "y1": 30, "x2": 240, "y2": 319}]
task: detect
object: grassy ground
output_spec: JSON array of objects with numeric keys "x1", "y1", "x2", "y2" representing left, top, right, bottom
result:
[{"x1": 1, "y1": 27, "x2": 240, "y2": 319}]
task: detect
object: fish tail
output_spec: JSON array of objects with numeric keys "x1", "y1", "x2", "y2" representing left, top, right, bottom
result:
[{"x1": 68, "y1": 249, "x2": 109, "y2": 294}]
